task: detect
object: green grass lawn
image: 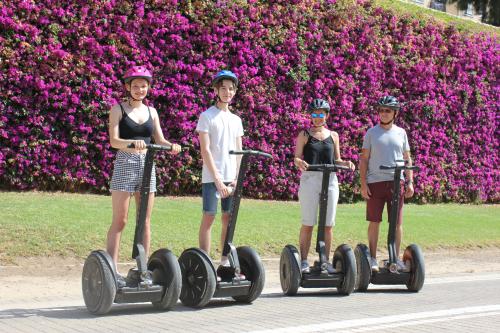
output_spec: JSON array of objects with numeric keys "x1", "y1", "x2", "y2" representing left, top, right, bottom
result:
[
  {"x1": 0, "y1": 192, "x2": 498, "y2": 264},
  {"x1": 375, "y1": 0, "x2": 499, "y2": 35}
]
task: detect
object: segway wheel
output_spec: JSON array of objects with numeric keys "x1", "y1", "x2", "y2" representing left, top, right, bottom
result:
[
  {"x1": 279, "y1": 245, "x2": 301, "y2": 296},
  {"x1": 232, "y1": 246, "x2": 265, "y2": 303},
  {"x1": 148, "y1": 248, "x2": 182, "y2": 310},
  {"x1": 82, "y1": 252, "x2": 116, "y2": 315},
  {"x1": 354, "y1": 244, "x2": 371, "y2": 292},
  {"x1": 404, "y1": 244, "x2": 425, "y2": 292},
  {"x1": 333, "y1": 244, "x2": 356, "y2": 295},
  {"x1": 178, "y1": 249, "x2": 216, "y2": 307}
]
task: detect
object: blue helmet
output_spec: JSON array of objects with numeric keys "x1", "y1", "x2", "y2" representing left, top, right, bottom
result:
[
  {"x1": 377, "y1": 95, "x2": 400, "y2": 109},
  {"x1": 212, "y1": 70, "x2": 238, "y2": 87},
  {"x1": 307, "y1": 98, "x2": 330, "y2": 113}
]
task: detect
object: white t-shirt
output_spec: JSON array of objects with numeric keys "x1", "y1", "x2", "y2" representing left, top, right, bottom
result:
[
  {"x1": 362, "y1": 124, "x2": 410, "y2": 183},
  {"x1": 196, "y1": 106, "x2": 244, "y2": 183}
]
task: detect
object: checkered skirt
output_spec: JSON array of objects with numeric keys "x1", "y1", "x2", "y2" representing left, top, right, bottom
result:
[{"x1": 110, "y1": 151, "x2": 156, "y2": 193}]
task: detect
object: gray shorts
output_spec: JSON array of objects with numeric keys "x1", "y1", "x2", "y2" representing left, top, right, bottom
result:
[
  {"x1": 298, "y1": 171, "x2": 339, "y2": 227},
  {"x1": 110, "y1": 151, "x2": 156, "y2": 193}
]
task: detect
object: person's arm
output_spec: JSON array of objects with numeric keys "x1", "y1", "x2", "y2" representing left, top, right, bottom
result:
[
  {"x1": 403, "y1": 150, "x2": 414, "y2": 198},
  {"x1": 293, "y1": 131, "x2": 308, "y2": 171},
  {"x1": 359, "y1": 148, "x2": 371, "y2": 199},
  {"x1": 150, "y1": 107, "x2": 181, "y2": 154},
  {"x1": 108, "y1": 105, "x2": 145, "y2": 150},
  {"x1": 198, "y1": 131, "x2": 228, "y2": 197},
  {"x1": 332, "y1": 131, "x2": 355, "y2": 170}
]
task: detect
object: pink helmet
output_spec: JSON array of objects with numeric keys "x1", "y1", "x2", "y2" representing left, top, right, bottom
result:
[{"x1": 123, "y1": 66, "x2": 152, "y2": 84}]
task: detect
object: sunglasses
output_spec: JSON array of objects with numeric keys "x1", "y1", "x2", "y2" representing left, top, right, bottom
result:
[
  {"x1": 311, "y1": 113, "x2": 326, "y2": 119},
  {"x1": 378, "y1": 108, "x2": 394, "y2": 114}
]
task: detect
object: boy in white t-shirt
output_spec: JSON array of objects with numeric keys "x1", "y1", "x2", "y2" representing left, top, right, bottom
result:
[{"x1": 196, "y1": 70, "x2": 244, "y2": 277}]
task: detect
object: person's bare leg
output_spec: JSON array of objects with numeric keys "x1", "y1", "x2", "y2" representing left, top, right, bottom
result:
[
  {"x1": 107, "y1": 191, "x2": 131, "y2": 269},
  {"x1": 299, "y1": 225, "x2": 314, "y2": 261},
  {"x1": 368, "y1": 221, "x2": 380, "y2": 259},
  {"x1": 396, "y1": 224, "x2": 403, "y2": 259},
  {"x1": 325, "y1": 226, "x2": 333, "y2": 260},
  {"x1": 199, "y1": 213, "x2": 216, "y2": 254}
]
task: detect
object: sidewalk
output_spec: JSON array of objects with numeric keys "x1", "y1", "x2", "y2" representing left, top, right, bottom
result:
[{"x1": 1, "y1": 248, "x2": 500, "y2": 308}]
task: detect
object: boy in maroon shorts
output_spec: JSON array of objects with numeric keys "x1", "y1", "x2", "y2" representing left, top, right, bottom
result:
[{"x1": 359, "y1": 96, "x2": 415, "y2": 272}]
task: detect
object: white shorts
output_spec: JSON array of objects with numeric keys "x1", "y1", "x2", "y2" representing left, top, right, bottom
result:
[{"x1": 298, "y1": 171, "x2": 339, "y2": 227}]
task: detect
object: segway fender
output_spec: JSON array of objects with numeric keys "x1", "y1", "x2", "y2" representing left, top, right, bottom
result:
[
  {"x1": 356, "y1": 244, "x2": 370, "y2": 262},
  {"x1": 284, "y1": 245, "x2": 301, "y2": 273},
  {"x1": 181, "y1": 247, "x2": 217, "y2": 278},
  {"x1": 354, "y1": 243, "x2": 372, "y2": 291},
  {"x1": 92, "y1": 250, "x2": 118, "y2": 289}
]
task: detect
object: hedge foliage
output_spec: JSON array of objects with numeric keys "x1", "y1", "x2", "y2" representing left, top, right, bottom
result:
[{"x1": 1, "y1": 0, "x2": 498, "y2": 202}]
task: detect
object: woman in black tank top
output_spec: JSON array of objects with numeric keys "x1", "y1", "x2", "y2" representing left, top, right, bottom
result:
[
  {"x1": 293, "y1": 98, "x2": 355, "y2": 274},
  {"x1": 106, "y1": 66, "x2": 181, "y2": 283}
]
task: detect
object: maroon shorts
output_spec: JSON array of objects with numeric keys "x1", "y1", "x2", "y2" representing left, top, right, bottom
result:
[{"x1": 366, "y1": 181, "x2": 404, "y2": 225}]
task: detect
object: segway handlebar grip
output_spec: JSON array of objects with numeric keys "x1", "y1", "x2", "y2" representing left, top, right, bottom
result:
[
  {"x1": 127, "y1": 143, "x2": 173, "y2": 151},
  {"x1": 229, "y1": 150, "x2": 273, "y2": 159}
]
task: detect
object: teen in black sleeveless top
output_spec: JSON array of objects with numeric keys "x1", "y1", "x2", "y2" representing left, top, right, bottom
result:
[
  {"x1": 293, "y1": 98, "x2": 355, "y2": 274},
  {"x1": 107, "y1": 66, "x2": 181, "y2": 285},
  {"x1": 302, "y1": 129, "x2": 335, "y2": 165},
  {"x1": 118, "y1": 103, "x2": 153, "y2": 144}
]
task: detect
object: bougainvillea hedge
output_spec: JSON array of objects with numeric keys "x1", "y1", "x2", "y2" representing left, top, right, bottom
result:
[{"x1": 1, "y1": 0, "x2": 498, "y2": 203}]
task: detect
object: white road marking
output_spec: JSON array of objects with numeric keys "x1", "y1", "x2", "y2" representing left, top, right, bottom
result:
[
  {"x1": 342, "y1": 311, "x2": 500, "y2": 332},
  {"x1": 245, "y1": 305, "x2": 500, "y2": 333}
]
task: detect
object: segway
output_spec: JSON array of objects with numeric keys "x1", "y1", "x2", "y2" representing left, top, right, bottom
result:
[
  {"x1": 178, "y1": 149, "x2": 272, "y2": 307},
  {"x1": 82, "y1": 144, "x2": 182, "y2": 315},
  {"x1": 280, "y1": 164, "x2": 356, "y2": 296},
  {"x1": 355, "y1": 160, "x2": 424, "y2": 292}
]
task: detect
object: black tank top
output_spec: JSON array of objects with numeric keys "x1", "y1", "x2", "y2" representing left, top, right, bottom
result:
[
  {"x1": 118, "y1": 104, "x2": 153, "y2": 144},
  {"x1": 303, "y1": 130, "x2": 335, "y2": 165}
]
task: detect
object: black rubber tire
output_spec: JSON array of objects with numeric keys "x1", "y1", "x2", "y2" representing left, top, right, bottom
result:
[
  {"x1": 82, "y1": 252, "x2": 116, "y2": 315},
  {"x1": 148, "y1": 248, "x2": 182, "y2": 310},
  {"x1": 404, "y1": 244, "x2": 425, "y2": 292},
  {"x1": 178, "y1": 249, "x2": 216, "y2": 307},
  {"x1": 354, "y1": 244, "x2": 371, "y2": 292},
  {"x1": 279, "y1": 245, "x2": 301, "y2": 296},
  {"x1": 232, "y1": 246, "x2": 265, "y2": 303},
  {"x1": 333, "y1": 244, "x2": 356, "y2": 295}
]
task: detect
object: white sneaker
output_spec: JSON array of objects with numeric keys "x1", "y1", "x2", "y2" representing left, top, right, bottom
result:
[
  {"x1": 326, "y1": 263, "x2": 336, "y2": 274},
  {"x1": 397, "y1": 259, "x2": 409, "y2": 272},
  {"x1": 301, "y1": 260, "x2": 310, "y2": 274},
  {"x1": 370, "y1": 257, "x2": 379, "y2": 272}
]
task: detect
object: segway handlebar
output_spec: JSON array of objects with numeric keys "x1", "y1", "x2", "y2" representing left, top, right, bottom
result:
[
  {"x1": 379, "y1": 160, "x2": 420, "y2": 171},
  {"x1": 127, "y1": 143, "x2": 188, "y2": 151},
  {"x1": 307, "y1": 164, "x2": 351, "y2": 172},
  {"x1": 229, "y1": 150, "x2": 273, "y2": 159},
  {"x1": 127, "y1": 143, "x2": 172, "y2": 151}
]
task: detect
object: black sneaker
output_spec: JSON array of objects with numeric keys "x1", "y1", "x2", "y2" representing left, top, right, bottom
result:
[
  {"x1": 216, "y1": 265, "x2": 246, "y2": 281},
  {"x1": 217, "y1": 265, "x2": 234, "y2": 281}
]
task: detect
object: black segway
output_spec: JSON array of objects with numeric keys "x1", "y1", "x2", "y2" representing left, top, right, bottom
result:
[
  {"x1": 280, "y1": 164, "x2": 356, "y2": 296},
  {"x1": 355, "y1": 160, "x2": 424, "y2": 292},
  {"x1": 82, "y1": 144, "x2": 182, "y2": 315},
  {"x1": 178, "y1": 149, "x2": 272, "y2": 307}
]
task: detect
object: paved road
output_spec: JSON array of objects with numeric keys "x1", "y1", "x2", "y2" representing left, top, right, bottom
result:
[{"x1": 1, "y1": 262, "x2": 499, "y2": 333}]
